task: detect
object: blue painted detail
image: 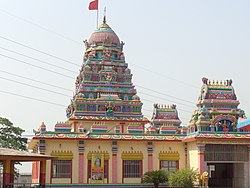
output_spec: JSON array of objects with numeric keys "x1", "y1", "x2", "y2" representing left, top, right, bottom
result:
[
  {"x1": 128, "y1": 130, "x2": 143, "y2": 134},
  {"x1": 54, "y1": 129, "x2": 71, "y2": 133},
  {"x1": 91, "y1": 130, "x2": 107, "y2": 133},
  {"x1": 237, "y1": 118, "x2": 250, "y2": 129}
]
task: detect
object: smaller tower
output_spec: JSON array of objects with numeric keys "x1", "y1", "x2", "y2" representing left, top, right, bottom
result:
[
  {"x1": 150, "y1": 104, "x2": 182, "y2": 134},
  {"x1": 188, "y1": 77, "x2": 244, "y2": 133}
]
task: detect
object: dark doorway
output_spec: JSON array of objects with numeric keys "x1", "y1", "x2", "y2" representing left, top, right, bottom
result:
[{"x1": 208, "y1": 163, "x2": 233, "y2": 188}]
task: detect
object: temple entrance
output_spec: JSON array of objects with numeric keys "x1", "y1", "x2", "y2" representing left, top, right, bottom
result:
[
  {"x1": 204, "y1": 144, "x2": 249, "y2": 188},
  {"x1": 207, "y1": 163, "x2": 233, "y2": 188}
]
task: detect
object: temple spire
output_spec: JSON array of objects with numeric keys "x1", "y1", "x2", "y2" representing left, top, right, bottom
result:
[{"x1": 103, "y1": 7, "x2": 106, "y2": 24}]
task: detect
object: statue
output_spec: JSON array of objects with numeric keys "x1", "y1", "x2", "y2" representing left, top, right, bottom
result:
[
  {"x1": 202, "y1": 77, "x2": 208, "y2": 84},
  {"x1": 120, "y1": 41, "x2": 125, "y2": 51},
  {"x1": 105, "y1": 102, "x2": 115, "y2": 117},
  {"x1": 171, "y1": 104, "x2": 176, "y2": 109},
  {"x1": 66, "y1": 102, "x2": 74, "y2": 118},
  {"x1": 88, "y1": 51, "x2": 96, "y2": 58},
  {"x1": 83, "y1": 40, "x2": 89, "y2": 49},
  {"x1": 105, "y1": 73, "x2": 112, "y2": 84},
  {"x1": 119, "y1": 53, "x2": 125, "y2": 60},
  {"x1": 199, "y1": 171, "x2": 209, "y2": 187}
]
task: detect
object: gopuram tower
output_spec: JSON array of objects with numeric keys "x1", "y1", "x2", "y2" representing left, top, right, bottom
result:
[{"x1": 66, "y1": 17, "x2": 148, "y2": 133}]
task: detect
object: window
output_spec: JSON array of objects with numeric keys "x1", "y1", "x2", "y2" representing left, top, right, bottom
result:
[
  {"x1": 52, "y1": 160, "x2": 71, "y2": 178},
  {"x1": 160, "y1": 160, "x2": 177, "y2": 173},
  {"x1": 123, "y1": 160, "x2": 142, "y2": 178}
]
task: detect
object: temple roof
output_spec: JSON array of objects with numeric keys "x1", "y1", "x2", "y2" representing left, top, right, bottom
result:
[
  {"x1": 88, "y1": 18, "x2": 120, "y2": 46},
  {"x1": 0, "y1": 147, "x2": 55, "y2": 161},
  {"x1": 151, "y1": 104, "x2": 181, "y2": 126},
  {"x1": 199, "y1": 77, "x2": 237, "y2": 102}
]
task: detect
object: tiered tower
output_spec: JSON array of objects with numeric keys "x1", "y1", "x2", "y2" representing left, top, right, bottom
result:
[
  {"x1": 150, "y1": 104, "x2": 182, "y2": 134},
  {"x1": 66, "y1": 17, "x2": 144, "y2": 121},
  {"x1": 188, "y1": 77, "x2": 245, "y2": 133}
]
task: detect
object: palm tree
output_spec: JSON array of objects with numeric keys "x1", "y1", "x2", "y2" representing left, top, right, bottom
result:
[{"x1": 141, "y1": 170, "x2": 167, "y2": 188}]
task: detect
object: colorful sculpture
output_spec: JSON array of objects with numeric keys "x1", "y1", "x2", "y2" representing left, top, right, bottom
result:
[
  {"x1": 188, "y1": 77, "x2": 245, "y2": 133},
  {"x1": 199, "y1": 171, "x2": 209, "y2": 187},
  {"x1": 65, "y1": 17, "x2": 144, "y2": 123},
  {"x1": 151, "y1": 104, "x2": 182, "y2": 134}
]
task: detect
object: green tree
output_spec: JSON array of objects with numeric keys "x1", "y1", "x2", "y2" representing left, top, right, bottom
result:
[
  {"x1": 0, "y1": 117, "x2": 27, "y2": 150},
  {"x1": 141, "y1": 170, "x2": 168, "y2": 188},
  {"x1": 0, "y1": 117, "x2": 28, "y2": 179},
  {"x1": 168, "y1": 168, "x2": 199, "y2": 188}
]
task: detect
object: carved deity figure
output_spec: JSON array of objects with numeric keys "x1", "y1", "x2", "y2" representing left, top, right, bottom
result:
[
  {"x1": 66, "y1": 102, "x2": 74, "y2": 118},
  {"x1": 105, "y1": 102, "x2": 115, "y2": 117},
  {"x1": 83, "y1": 40, "x2": 89, "y2": 49},
  {"x1": 102, "y1": 49, "x2": 111, "y2": 59},
  {"x1": 119, "y1": 53, "x2": 125, "y2": 60},
  {"x1": 120, "y1": 41, "x2": 125, "y2": 51},
  {"x1": 105, "y1": 73, "x2": 112, "y2": 84}
]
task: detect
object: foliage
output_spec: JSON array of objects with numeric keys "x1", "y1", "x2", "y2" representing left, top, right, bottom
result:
[
  {"x1": 168, "y1": 168, "x2": 199, "y2": 188},
  {"x1": 141, "y1": 170, "x2": 168, "y2": 188},
  {"x1": 0, "y1": 117, "x2": 27, "y2": 150},
  {"x1": 0, "y1": 117, "x2": 28, "y2": 179}
]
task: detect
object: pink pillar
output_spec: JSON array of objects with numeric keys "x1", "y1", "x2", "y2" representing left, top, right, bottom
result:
[
  {"x1": 148, "y1": 154, "x2": 153, "y2": 171},
  {"x1": 78, "y1": 154, "x2": 84, "y2": 183},
  {"x1": 32, "y1": 161, "x2": 40, "y2": 183},
  {"x1": 197, "y1": 144, "x2": 205, "y2": 174},
  {"x1": 112, "y1": 153, "x2": 117, "y2": 183}
]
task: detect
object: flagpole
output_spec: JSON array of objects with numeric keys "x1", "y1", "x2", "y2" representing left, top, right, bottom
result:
[{"x1": 96, "y1": 0, "x2": 99, "y2": 28}]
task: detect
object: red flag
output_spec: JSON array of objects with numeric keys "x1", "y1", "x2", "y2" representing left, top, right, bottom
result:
[{"x1": 89, "y1": 0, "x2": 98, "y2": 10}]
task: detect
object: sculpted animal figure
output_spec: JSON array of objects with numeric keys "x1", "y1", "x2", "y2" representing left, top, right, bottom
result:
[{"x1": 199, "y1": 171, "x2": 209, "y2": 187}]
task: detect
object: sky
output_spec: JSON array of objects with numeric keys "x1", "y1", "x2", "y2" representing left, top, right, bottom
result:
[{"x1": 0, "y1": 0, "x2": 250, "y2": 172}]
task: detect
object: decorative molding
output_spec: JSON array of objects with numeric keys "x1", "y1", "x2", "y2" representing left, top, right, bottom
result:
[
  {"x1": 78, "y1": 140, "x2": 85, "y2": 153},
  {"x1": 39, "y1": 140, "x2": 46, "y2": 154},
  {"x1": 50, "y1": 150, "x2": 73, "y2": 160},
  {"x1": 159, "y1": 151, "x2": 180, "y2": 160},
  {"x1": 197, "y1": 144, "x2": 206, "y2": 153},
  {"x1": 87, "y1": 151, "x2": 109, "y2": 160},
  {"x1": 147, "y1": 142, "x2": 153, "y2": 153},
  {"x1": 121, "y1": 151, "x2": 143, "y2": 160}
]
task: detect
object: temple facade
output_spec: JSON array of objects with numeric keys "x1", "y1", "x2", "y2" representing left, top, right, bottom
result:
[{"x1": 28, "y1": 18, "x2": 250, "y2": 188}]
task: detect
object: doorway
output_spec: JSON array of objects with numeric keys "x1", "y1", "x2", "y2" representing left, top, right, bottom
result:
[{"x1": 207, "y1": 163, "x2": 233, "y2": 188}]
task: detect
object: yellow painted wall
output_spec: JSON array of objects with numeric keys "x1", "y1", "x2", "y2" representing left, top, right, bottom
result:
[
  {"x1": 52, "y1": 178, "x2": 71, "y2": 184},
  {"x1": 45, "y1": 160, "x2": 51, "y2": 184},
  {"x1": 116, "y1": 141, "x2": 148, "y2": 183},
  {"x1": 44, "y1": 139, "x2": 187, "y2": 184},
  {"x1": 153, "y1": 142, "x2": 186, "y2": 170},
  {"x1": 45, "y1": 140, "x2": 79, "y2": 184},
  {"x1": 187, "y1": 141, "x2": 198, "y2": 170}
]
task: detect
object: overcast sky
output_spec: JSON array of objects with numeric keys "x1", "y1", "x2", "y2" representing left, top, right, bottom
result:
[{"x1": 1, "y1": 0, "x2": 250, "y2": 172}]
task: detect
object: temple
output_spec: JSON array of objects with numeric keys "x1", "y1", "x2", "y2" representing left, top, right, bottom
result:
[{"x1": 28, "y1": 18, "x2": 250, "y2": 188}]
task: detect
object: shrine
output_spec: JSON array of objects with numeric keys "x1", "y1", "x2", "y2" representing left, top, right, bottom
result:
[{"x1": 28, "y1": 17, "x2": 250, "y2": 188}]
